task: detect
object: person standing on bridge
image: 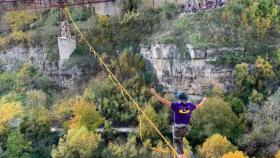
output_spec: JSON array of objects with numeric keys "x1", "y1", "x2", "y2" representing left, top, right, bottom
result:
[{"x1": 150, "y1": 88, "x2": 208, "y2": 158}]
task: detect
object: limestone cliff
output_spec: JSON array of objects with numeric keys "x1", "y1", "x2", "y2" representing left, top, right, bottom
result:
[
  {"x1": 0, "y1": 46, "x2": 82, "y2": 88},
  {"x1": 140, "y1": 44, "x2": 243, "y2": 95}
]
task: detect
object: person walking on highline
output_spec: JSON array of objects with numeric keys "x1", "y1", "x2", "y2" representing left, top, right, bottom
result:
[{"x1": 150, "y1": 88, "x2": 208, "y2": 158}]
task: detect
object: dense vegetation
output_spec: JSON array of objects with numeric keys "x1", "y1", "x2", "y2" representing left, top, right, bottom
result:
[{"x1": 0, "y1": 0, "x2": 280, "y2": 158}]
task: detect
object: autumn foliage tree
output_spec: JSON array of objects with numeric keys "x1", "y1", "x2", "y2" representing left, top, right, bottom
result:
[
  {"x1": 68, "y1": 98, "x2": 104, "y2": 131},
  {"x1": 3, "y1": 11, "x2": 37, "y2": 45},
  {"x1": 197, "y1": 134, "x2": 236, "y2": 158},
  {"x1": 0, "y1": 102, "x2": 22, "y2": 133},
  {"x1": 275, "y1": 150, "x2": 280, "y2": 158},
  {"x1": 222, "y1": 151, "x2": 248, "y2": 158}
]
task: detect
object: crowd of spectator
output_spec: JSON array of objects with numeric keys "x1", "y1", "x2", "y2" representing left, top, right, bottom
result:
[{"x1": 181, "y1": 0, "x2": 229, "y2": 13}]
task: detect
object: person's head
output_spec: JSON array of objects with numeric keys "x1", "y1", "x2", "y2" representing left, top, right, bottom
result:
[{"x1": 175, "y1": 91, "x2": 189, "y2": 102}]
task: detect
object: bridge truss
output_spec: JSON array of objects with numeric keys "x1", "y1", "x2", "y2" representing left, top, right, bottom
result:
[{"x1": 0, "y1": 0, "x2": 114, "y2": 12}]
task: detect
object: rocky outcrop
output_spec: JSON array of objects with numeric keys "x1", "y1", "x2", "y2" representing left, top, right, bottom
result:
[
  {"x1": 0, "y1": 47, "x2": 46, "y2": 72},
  {"x1": 0, "y1": 46, "x2": 82, "y2": 88},
  {"x1": 140, "y1": 44, "x2": 241, "y2": 95}
]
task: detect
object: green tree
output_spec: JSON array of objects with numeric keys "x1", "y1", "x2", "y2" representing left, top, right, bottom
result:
[
  {"x1": 83, "y1": 50, "x2": 153, "y2": 125},
  {"x1": 197, "y1": 134, "x2": 236, "y2": 158},
  {"x1": 4, "y1": 130, "x2": 32, "y2": 158},
  {"x1": 228, "y1": 97, "x2": 245, "y2": 116},
  {"x1": 233, "y1": 63, "x2": 254, "y2": 102},
  {"x1": 241, "y1": 0, "x2": 280, "y2": 37},
  {"x1": 138, "y1": 105, "x2": 167, "y2": 139},
  {"x1": 254, "y1": 56, "x2": 275, "y2": 93},
  {"x1": 189, "y1": 97, "x2": 245, "y2": 145},
  {"x1": 51, "y1": 127, "x2": 101, "y2": 158},
  {"x1": 233, "y1": 57, "x2": 275, "y2": 103},
  {"x1": 16, "y1": 64, "x2": 38, "y2": 92},
  {"x1": 121, "y1": 0, "x2": 142, "y2": 13},
  {"x1": 0, "y1": 73, "x2": 16, "y2": 96}
]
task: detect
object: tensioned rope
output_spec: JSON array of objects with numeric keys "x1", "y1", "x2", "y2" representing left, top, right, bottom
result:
[{"x1": 62, "y1": 4, "x2": 180, "y2": 157}]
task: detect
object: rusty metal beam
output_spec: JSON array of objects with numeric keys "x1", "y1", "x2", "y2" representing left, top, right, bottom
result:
[{"x1": 0, "y1": 0, "x2": 114, "y2": 12}]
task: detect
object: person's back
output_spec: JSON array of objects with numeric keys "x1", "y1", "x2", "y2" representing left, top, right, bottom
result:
[
  {"x1": 150, "y1": 88, "x2": 208, "y2": 158},
  {"x1": 171, "y1": 102, "x2": 196, "y2": 125}
]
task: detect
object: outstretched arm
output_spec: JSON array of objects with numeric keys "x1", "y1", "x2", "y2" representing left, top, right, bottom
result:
[
  {"x1": 196, "y1": 97, "x2": 208, "y2": 109},
  {"x1": 150, "y1": 88, "x2": 171, "y2": 107}
]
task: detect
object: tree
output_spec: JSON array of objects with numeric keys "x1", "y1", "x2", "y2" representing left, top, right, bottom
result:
[
  {"x1": 26, "y1": 90, "x2": 46, "y2": 107},
  {"x1": 100, "y1": 135, "x2": 172, "y2": 158},
  {"x1": 240, "y1": 0, "x2": 280, "y2": 37},
  {"x1": 83, "y1": 51, "x2": 151, "y2": 125},
  {"x1": 233, "y1": 57, "x2": 275, "y2": 103},
  {"x1": 239, "y1": 89, "x2": 280, "y2": 157},
  {"x1": 0, "y1": 102, "x2": 22, "y2": 133},
  {"x1": 233, "y1": 63, "x2": 255, "y2": 102},
  {"x1": 0, "y1": 73, "x2": 16, "y2": 96},
  {"x1": 102, "y1": 135, "x2": 149, "y2": 158},
  {"x1": 4, "y1": 11, "x2": 37, "y2": 45},
  {"x1": 275, "y1": 150, "x2": 280, "y2": 158},
  {"x1": 68, "y1": 98, "x2": 104, "y2": 131},
  {"x1": 254, "y1": 56, "x2": 275, "y2": 93},
  {"x1": 197, "y1": 134, "x2": 236, "y2": 158},
  {"x1": 189, "y1": 97, "x2": 245, "y2": 145},
  {"x1": 16, "y1": 64, "x2": 38, "y2": 92},
  {"x1": 20, "y1": 111, "x2": 53, "y2": 158},
  {"x1": 4, "y1": 11, "x2": 36, "y2": 31},
  {"x1": 228, "y1": 97, "x2": 245, "y2": 116},
  {"x1": 222, "y1": 151, "x2": 248, "y2": 158},
  {"x1": 120, "y1": 0, "x2": 142, "y2": 13},
  {"x1": 138, "y1": 105, "x2": 167, "y2": 139},
  {"x1": 51, "y1": 127, "x2": 101, "y2": 158},
  {"x1": 239, "y1": 122, "x2": 280, "y2": 158},
  {"x1": 4, "y1": 130, "x2": 32, "y2": 158}
]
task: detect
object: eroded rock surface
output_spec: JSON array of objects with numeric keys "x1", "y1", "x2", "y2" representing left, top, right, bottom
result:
[{"x1": 140, "y1": 44, "x2": 241, "y2": 95}]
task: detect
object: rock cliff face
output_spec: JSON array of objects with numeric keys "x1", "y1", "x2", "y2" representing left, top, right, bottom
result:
[
  {"x1": 0, "y1": 47, "x2": 82, "y2": 88},
  {"x1": 140, "y1": 44, "x2": 241, "y2": 95}
]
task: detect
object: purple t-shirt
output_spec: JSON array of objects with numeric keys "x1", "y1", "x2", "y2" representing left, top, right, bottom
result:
[{"x1": 171, "y1": 102, "x2": 197, "y2": 125}]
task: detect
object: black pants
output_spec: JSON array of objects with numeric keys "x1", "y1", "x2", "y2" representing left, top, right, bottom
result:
[{"x1": 172, "y1": 124, "x2": 188, "y2": 154}]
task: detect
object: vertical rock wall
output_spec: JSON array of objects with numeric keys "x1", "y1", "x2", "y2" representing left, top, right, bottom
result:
[{"x1": 140, "y1": 44, "x2": 236, "y2": 95}]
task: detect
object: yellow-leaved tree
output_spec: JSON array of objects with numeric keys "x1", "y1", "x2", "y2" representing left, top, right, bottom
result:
[
  {"x1": 3, "y1": 11, "x2": 37, "y2": 45},
  {"x1": 197, "y1": 133, "x2": 236, "y2": 158},
  {"x1": 68, "y1": 98, "x2": 105, "y2": 131},
  {"x1": 275, "y1": 149, "x2": 280, "y2": 158},
  {"x1": 222, "y1": 151, "x2": 248, "y2": 158},
  {"x1": 0, "y1": 102, "x2": 22, "y2": 132}
]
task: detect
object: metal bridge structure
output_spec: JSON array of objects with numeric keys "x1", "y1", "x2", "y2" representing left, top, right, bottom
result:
[{"x1": 0, "y1": 0, "x2": 114, "y2": 12}]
